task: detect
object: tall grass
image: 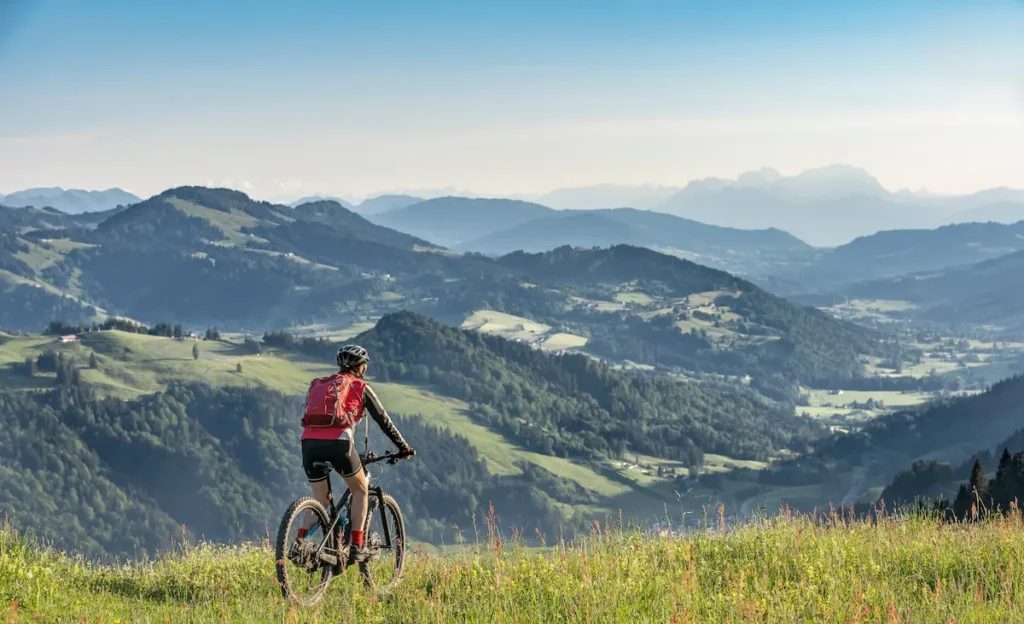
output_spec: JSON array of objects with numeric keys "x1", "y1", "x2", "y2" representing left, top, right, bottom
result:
[{"x1": 3, "y1": 507, "x2": 1024, "y2": 623}]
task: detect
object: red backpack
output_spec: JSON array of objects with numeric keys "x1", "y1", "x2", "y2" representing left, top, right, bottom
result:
[{"x1": 302, "y1": 373, "x2": 357, "y2": 428}]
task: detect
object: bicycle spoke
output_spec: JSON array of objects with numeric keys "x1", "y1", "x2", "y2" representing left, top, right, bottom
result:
[{"x1": 275, "y1": 497, "x2": 336, "y2": 606}]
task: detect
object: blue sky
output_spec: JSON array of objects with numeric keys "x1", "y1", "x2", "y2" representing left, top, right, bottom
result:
[{"x1": 1, "y1": 0, "x2": 1022, "y2": 199}]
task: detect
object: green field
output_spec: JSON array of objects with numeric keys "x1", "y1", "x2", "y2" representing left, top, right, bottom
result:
[
  {"x1": 540, "y1": 332, "x2": 588, "y2": 351},
  {"x1": 6, "y1": 513, "x2": 1024, "y2": 622},
  {"x1": 288, "y1": 320, "x2": 378, "y2": 341},
  {"x1": 823, "y1": 299, "x2": 919, "y2": 324},
  {"x1": 461, "y1": 310, "x2": 587, "y2": 351},
  {"x1": 702, "y1": 453, "x2": 770, "y2": 474},
  {"x1": 0, "y1": 331, "x2": 328, "y2": 399},
  {"x1": 168, "y1": 197, "x2": 272, "y2": 245},
  {"x1": 613, "y1": 291, "x2": 654, "y2": 305},
  {"x1": 371, "y1": 382, "x2": 627, "y2": 497},
  {"x1": 805, "y1": 389, "x2": 933, "y2": 407}
]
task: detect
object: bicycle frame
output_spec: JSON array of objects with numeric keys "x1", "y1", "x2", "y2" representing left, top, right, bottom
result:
[{"x1": 309, "y1": 453, "x2": 401, "y2": 562}]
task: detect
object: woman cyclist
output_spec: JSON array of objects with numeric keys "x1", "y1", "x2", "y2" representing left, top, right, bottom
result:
[{"x1": 297, "y1": 344, "x2": 413, "y2": 564}]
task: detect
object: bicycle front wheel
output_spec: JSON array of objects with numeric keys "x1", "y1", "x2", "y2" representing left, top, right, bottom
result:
[
  {"x1": 275, "y1": 496, "x2": 336, "y2": 606},
  {"x1": 360, "y1": 493, "x2": 406, "y2": 593}
]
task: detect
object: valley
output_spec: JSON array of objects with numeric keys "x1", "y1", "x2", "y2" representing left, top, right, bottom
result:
[{"x1": 2, "y1": 184, "x2": 1024, "y2": 560}]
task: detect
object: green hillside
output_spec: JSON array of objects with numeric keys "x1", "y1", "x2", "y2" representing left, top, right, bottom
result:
[
  {"x1": 3, "y1": 514, "x2": 1023, "y2": 623},
  {"x1": 0, "y1": 329, "x2": 622, "y2": 496},
  {"x1": 2, "y1": 321, "x2": 758, "y2": 552},
  {"x1": 486, "y1": 245, "x2": 898, "y2": 388},
  {"x1": 0, "y1": 187, "x2": 506, "y2": 333},
  {"x1": 833, "y1": 250, "x2": 1024, "y2": 336},
  {"x1": 761, "y1": 375, "x2": 1024, "y2": 507}
]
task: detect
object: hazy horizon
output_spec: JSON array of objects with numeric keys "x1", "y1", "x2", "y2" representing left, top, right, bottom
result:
[
  {"x1": 2, "y1": 162, "x2": 1022, "y2": 207},
  {"x1": 2, "y1": 1, "x2": 1023, "y2": 201}
]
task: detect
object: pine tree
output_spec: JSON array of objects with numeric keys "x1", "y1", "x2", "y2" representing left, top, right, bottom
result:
[
  {"x1": 24, "y1": 357, "x2": 35, "y2": 377},
  {"x1": 236, "y1": 362, "x2": 243, "y2": 373},
  {"x1": 192, "y1": 343, "x2": 200, "y2": 361},
  {"x1": 992, "y1": 449, "x2": 1014, "y2": 509},
  {"x1": 969, "y1": 457, "x2": 989, "y2": 508},
  {"x1": 89, "y1": 352, "x2": 98, "y2": 369},
  {"x1": 953, "y1": 483, "x2": 972, "y2": 520}
]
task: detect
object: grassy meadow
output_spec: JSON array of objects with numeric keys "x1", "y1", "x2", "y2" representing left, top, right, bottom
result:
[
  {"x1": 460, "y1": 310, "x2": 589, "y2": 352},
  {"x1": 4, "y1": 511, "x2": 1024, "y2": 623}
]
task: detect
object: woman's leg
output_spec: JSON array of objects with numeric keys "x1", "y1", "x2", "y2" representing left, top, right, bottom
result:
[
  {"x1": 342, "y1": 468, "x2": 369, "y2": 534},
  {"x1": 299, "y1": 440, "x2": 332, "y2": 535}
]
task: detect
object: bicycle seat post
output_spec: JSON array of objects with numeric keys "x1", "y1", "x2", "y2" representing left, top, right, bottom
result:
[{"x1": 326, "y1": 472, "x2": 334, "y2": 515}]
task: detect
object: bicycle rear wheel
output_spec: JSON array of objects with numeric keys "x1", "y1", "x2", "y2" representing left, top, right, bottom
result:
[
  {"x1": 275, "y1": 497, "x2": 336, "y2": 606},
  {"x1": 359, "y1": 493, "x2": 406, "y2": 593}
]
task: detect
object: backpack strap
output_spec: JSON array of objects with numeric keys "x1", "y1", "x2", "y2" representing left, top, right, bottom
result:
[{"x1": 335, "y1": 374, "x2": 363, "y2": 426}]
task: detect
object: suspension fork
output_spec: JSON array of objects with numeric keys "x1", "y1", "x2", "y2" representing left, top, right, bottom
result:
[{"x1": 369, "y1": 486, "x2": 394, "y2": 549}]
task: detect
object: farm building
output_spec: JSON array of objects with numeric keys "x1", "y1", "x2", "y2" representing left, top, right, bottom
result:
[{"x1": 58, "y1": 335, "x2": 78, "y2": 343}]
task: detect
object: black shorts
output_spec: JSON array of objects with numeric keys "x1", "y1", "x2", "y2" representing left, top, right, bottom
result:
[{"x1": 301, "y1": 438, "x2": 362, "y2": 481}]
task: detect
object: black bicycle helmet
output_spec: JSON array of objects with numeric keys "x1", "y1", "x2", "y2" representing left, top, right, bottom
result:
[{"x1": 337, "y1": 344, "x2": 369, "y2": 370}]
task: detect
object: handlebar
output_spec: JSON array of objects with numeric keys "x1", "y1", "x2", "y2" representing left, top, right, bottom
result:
[{"x1": 362, "y1": 449, "x2": 415, "y2": 466}]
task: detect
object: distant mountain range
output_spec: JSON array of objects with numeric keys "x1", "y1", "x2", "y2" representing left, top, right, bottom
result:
[
  {"x1": 11, "y1": 165, "x2": 1024, "y2": 246},
  {"x1": 769, "y1": 221, "x2": 1024, "y2": 293},
  {"x1": 364, "y1": 192, "x2": 1024, "y2": 287},
  {"x1": 1, "y1": 187, "x2": 140, "y2": 214},
  {"x1": 354, "y1": 194, "x2": 422, "y2": 215},
  {"x1": 657, "y1": 165, "x2": 1024, "y2": 246},
  {"x1": 369, "y1": 197, "x2": 556, "y2": 247},
  {"x1": 366, "y1": 197, "x2": 811, "y2": 277},
  {"x1": 287, "y1": 194, "x2": 422, "y2": 215},
  {"x1": 527, "y1": 184, "x2": 680, "y2": 211}
]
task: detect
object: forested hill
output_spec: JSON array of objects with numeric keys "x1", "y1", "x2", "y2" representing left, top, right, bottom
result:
[
  {"x1": 289, "y1": 199, "x2": 436, "y2": 250},
  {"x1": 90, "y1": 187, "x2": 433, "y2": 252},
  {"x1": 831, "y1": 250, "x2": 1024, "y2": 335},
  {"x1": 0, "y1": 202, "x2": 123, "y2": 230},
  {"x1": 498, "y1": 244, "x2": 746, "y2": 291},
  {"x1": 0, "y1": 187, "x2": 508, "y2": 332},
  {"x1": 0, "y1": 377, "x2": 590, "y2": 559},
  {"x1": 279, "y1": 311, "x2": 826, "y2": 463},
  {"x1": 486, "y1": 246, "x2": 891, "y2": 388},
  {"x1": 772, "y1": 375, "x2": 1024, "y2": 494}
]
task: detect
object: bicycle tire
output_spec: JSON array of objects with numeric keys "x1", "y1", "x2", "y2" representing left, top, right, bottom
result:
[
  {"x1": 359, "y1": 493, "x2": 406, "y2": 593},
  {"x1": 275, "y1": 496, "x2": 335, "y2": 605}
]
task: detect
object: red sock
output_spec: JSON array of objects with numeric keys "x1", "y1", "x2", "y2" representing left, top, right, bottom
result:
[
  {"x1": 351, "y1": 529, "x2": 364, "y2": 547},
  {"x1": 296, "y1": 528, "x2": 308, "y2": 539}
]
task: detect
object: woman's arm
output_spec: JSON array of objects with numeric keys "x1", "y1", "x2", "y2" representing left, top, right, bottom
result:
[{"x1": 363, "y1": 385, "x2": 410, "y2": 451}]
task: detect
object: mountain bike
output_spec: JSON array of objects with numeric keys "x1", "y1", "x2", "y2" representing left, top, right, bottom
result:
[{"x1": 275, "y1": 448, "x2": 413, "y2": 605}]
